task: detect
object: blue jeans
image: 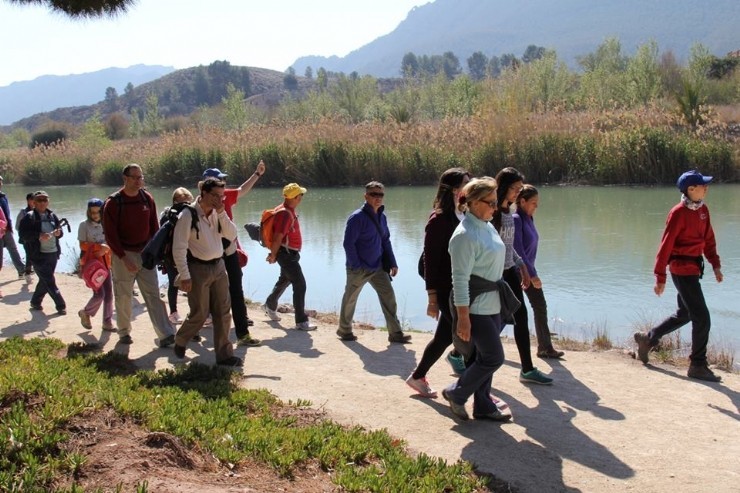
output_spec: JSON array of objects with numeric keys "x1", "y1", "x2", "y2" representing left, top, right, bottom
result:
[
  {"x1": 266, "y1": 248, "x2": 307, "y2": 324},
  {"x1": 648, "y1": 274, "x2": 710, "y2": 364},
  {"x1": 445, "y1": 313, "x2": 504, "y2": 415},
  {"x1": 31, "y1": 252, "x2": 65, "y2": 310}
]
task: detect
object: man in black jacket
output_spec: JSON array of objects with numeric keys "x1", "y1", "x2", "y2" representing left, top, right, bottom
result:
[{"x1": 18, "y1": 191, "x2": 66, "y2": 314}]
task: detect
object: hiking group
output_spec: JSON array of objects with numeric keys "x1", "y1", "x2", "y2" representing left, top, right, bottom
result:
[{"x1": 0, "y1": 163, "x2": 725, "y2": 418}]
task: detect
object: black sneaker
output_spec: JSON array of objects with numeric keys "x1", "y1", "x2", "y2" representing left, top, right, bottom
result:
[
  {"x1": 634, "y1": 332, "x2": 652, "y2": 364},
  {"x1": 57, "y1": 308, "x2": 67, "y2": 315},
  {"x1": 159, "y1": 335, "x2": 175, "y2": 348},
  {"x1": 388, "y1": 332, "x2": 412, "y2": 344},
  {"x1": 687, "y1": 364, "x2": 722, "y2": 382},
  {"x1": 336, "y1": 330, "x2": 357, "y2": 341},
  {"x1": 217, "y1": 356, "x2": 243, "y2": 367},
  {"x1": 246, "y1": 318, "x2": 255, "y2": 327},
  {"x1": 173, "y1": 344, "x2": 186, "y2": 359},
  {"x1": 119, "y1": 335, "x2": 133, "y2": 345}
]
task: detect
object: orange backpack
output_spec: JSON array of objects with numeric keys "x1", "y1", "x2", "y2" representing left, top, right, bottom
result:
[{"x1": 258, "y1": 205, "x2": 296, "y2": 249}]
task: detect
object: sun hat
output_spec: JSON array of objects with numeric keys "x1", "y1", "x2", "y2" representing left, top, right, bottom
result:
[
  {"x1": 283, "y1": 183, "x2": 307, "y2": 199},
  {"x1": 677, "y1": 170, "x2": 712, "y2": 193},
  {"x1": 203, "y1": 168, "x2": 228, "y2": 179},
  {"x1": 33, "y1": 190, "x2": 49, "y2": 199}
]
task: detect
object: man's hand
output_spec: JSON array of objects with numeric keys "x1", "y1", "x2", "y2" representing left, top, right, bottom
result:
[
  {"x1": 123, "y1": 255, "x2": 138, "y2": 273},
  {"x1": 390, "y1": 266, "x2": 398, "y2": 277},
  {"x1": 654, "y1": 282, "x2": 666, "y2": 296},
  {"x1": 714, "y1": 268, "x2": 723, "y2": 283},
  {"x1": 256, "y1": 160, "x2": 266, "y2": 176},
  {"x1": 179, "y1": 279, "x2": 192, "y2": 293},
  {"x1": 531, "y1": 276, "x2": 542, "y2": 289},
  {"x1": 267, "y1": 252, "x2": 277, "y2": 264}
]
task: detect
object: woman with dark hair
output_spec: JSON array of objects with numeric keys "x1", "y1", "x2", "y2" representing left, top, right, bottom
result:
[
  {"x1": 77, "y1": 198, "x2": 114, "y2": 331},
  {"x1": 493, "y1": 167, "x2": 553, "y2": 384},
  {"x1": 441, "y1": 177, "x2": 511, "y2": 421},
  {"x1": 513, "y1": 185, "x2": 564, "y2": 358},
  {"x1": 406, "y1": 167, "x2": 470, "y2": 398}
]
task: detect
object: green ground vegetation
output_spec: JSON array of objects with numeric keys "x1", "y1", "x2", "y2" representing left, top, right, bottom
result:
[{"x1": 0, "y1": 337, "x2": 490, "y2": 492}]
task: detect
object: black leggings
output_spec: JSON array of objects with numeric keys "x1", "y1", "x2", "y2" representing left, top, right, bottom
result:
[
  {"x1": 503, "y1": 266, "x2": 534, "y2": 373},
  {"x1": 412, "y1": 288, "x2": 454, "y2": 379}
]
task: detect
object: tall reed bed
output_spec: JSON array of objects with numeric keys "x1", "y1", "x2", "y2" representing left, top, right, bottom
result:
[{"x1": 1, "y1": 111, "x2": 736, "y2": 187}]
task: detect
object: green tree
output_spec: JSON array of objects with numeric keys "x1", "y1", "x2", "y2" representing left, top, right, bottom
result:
[
  {"x1": 467, "y1": 51, "x2": 489, "y2": 81},
  {"x1": 123, "y1": 82, "x2": 135, "y2": 110},
  {"x1": 221, "y1": 83, "x2": 247, "y2": 130},
  {"x1": 7, "y1": 0, "x2": 134, "y2": 18},
  {"x1": 442, "y1": 51, "x2": 462, "y2": 79},
  {"x1": 304, "y1": 66, "x2": 313, "y2": 79},
  {"x1": 577, "y1": 37, "x2": 630, "y2": 108},
  {"x1": 316, "y1": 67, "x2": 328, "y2": 92},
  {"x1": 331, "y1": 73, "x2": 377, "y2": 122},
  {"x1": 104, "y1": 86, "x2": 118, "y2": 112},
  {"x1": 104, "y1": 112, "x2": 129, "y2": 140},
  {"x1": 627, "y1": 40, "x2": 662, "y2": 105},
  {"x1": 142, "y1": 92, "x2": 164, "y2": 136},
  {"x1": 77, "y1": 112, "x2": 111, "y2": 151},
  {"x1": 522, "y1": 45, "x2": 546, "y2": 63},
  {"x1": 284, "y1": 67, "x2": 298, "y2": 91},
  {"x1": 401, "y1": 52, "x2": 419, "y2": 78}
]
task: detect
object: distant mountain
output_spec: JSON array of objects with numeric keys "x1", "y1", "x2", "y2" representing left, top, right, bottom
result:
[
  {"x1": 292, "y1": 0, "x2": 740, "y2": 77},
  {"x1": 0, "y1": 65, "x2": 174, "y2": 125}
]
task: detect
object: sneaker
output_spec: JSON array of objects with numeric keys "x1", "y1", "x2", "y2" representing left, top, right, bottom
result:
[
  {"x1": 490, "y1": 394, "x2": 510, "y2": 413},
  {"x1": 388, "y1": 332, "x2": 412, "y2": 343},
  {"x1": 473, "y1": 410, "x2": 512, "y2": 422},
  {"x1": 337, "y1": 330, "x2": 357, "y2": 341},
  {"x1": 102, "y1": 322, "x2": 117, "y2": 332},
  {"x1": 24, "y1": 273, "x2": 33, "y2": 283},
  {"x1": 30, "y1": 303, "x2": 43, "y2": 311},
  {"x1": 17, "y1": 272, "x2": 25, "y2": 279},
  {"x1": 119, "y1": 335, "x2": 133, "y2": 345},
  {"x1": 192, "y1": 334, "x2": 203, "y2": 342},
  {"x1": 519, "y1": 368, "x2": 553, "y2": 385},
  {"x1": 446, "y1": 351, "x2": 466, "y2": 375},
  {"x1": 441, "y1": 389, "x2": 469, "y2": 421},
  {"x1": 217, "y1": 356, "x2": 243, "y2": 367},
  {"x1": 237, "y1": 335, "x2": 262, "y2": 347},
  {"x1": 159, "y1": 335, "x2": 176, "y2": 348},
  {"x1": 57, "y1": 308, "x2": 67, "y2": 315},
  {"x1": 173, "y1": 344, "x2": 186, "y2": 359},
  {"x1": 264, "y1": 305, "x2": 281, "y2": 321},
  {"x1": 687, "y1": 364, "x2": 722, "y2": 382},
  {"x1": 296, "y1": 321, "x2": 317, "y2": 331},
  {"x1": 78, "y1": 310, "x2": 92, "y2": 329},
  {"x1": 246, "y1": 318, "x2": 255, "y2": 327},
  {"x1": 634, "y1": 332, "x2": 654, "y2": 364},
  {"x1": 405, "y1": 375, "x2": 438, "y2": 398},
  {"x1": 537, "y1": 347, "x2": 565, "y2": 359},
  {"x1": 168, "y1": 312, "x2": 183, "y2": 325},
  {"x1": 203, "y1": 315, "x2": 213, "y2": 326}
]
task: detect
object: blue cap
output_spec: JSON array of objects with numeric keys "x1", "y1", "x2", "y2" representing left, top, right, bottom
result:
[
  {"x1": 203, "y1": 168, "x2": 227, "y2": 179},
  {"x1": 677, "y1": 170, "x2": 712, "y2": 193},
  {"x1": 87, "y1": 198, "x2": 104, "y2": 208}
]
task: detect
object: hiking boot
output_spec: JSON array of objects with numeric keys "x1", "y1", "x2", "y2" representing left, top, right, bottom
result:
[
  {"x1": 173, "y1": 344, "x2": 186, "y2": 359},
  {"x1": 264, "y1": 306, "x2": 281, "y2": 321},
  {"x1": 405, "y1": 375, "x2": 438, "y2": 398},
  {"x1": 634, "y1": 331, "x2": 653, "y2": 364},
  {"x1": 687, "y1": 364, "x2": 722, "y2": 382},
  {"x1": 217, "y1": 356, "x2": 243, "y2": 367},
  {"x1": 519, "y1": 368, "x2": 553, "y2": 385},
  {"x1": 296, "y1": 321, "x2": 317, "y2": 331},
  {"x1": 168, "y1": 312, "x2": 183, "y2": 325},
  {"x1": 119, "y1": 335, "x2": 133, "y2": 345},
  {"x1": 237, "y1": 335, "x2": 262, "y2": 347},
  {"x1": 30, "y1": 303, "x2": 43, "y2": 311},
  {"x1": 78, "y1": 310, "x2": 92, "y2": 329},
  {"x1": 159, "y1": 335, "x2": 175, "y2": 348},
  {"x1": 473, "y1": 410, "x2": 512, "y2": 422},
  {"x1": 388, "y1": 332, "x2": 412, "y2": 344},
  {"x1": 537, "y1": 347, "x2": 565, "y2": 359},
  {"x1": 441, "y1": 389, "x2": 469, "y2": 421},
  {"x1": 337, "y1": 330, "x2": 357, "y2": 341},
  {"x1": 446, "y1": 351, "x2": 466, "y2": 375}
]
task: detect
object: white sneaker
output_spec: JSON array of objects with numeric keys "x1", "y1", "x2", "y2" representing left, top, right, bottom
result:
[
  {"x1": 295, "y1": 321, "x2": 317, "y2": 331},
  {"x1": 168, "y1": 312, "x2": 183, "y2": 325},
  {"x1": 405, "y1": 375, "x2": 438, "y2": 398},
  {"x1": 203, "y1": 315, "x2": 213, "y2": 326},
  {"x1": 264, "y1": 306, "x2": 281, "y2": 321}
]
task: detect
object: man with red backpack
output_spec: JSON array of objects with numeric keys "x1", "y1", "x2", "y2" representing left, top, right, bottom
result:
[{"x1": 263, "y1": 183, "x2": 316, "y2": 331}]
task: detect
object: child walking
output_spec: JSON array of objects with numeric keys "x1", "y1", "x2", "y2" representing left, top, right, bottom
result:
[
  {"x1": 513, "y1": 185, "x2": 564, "y2": 359},
  {"x1": 634, "y1": 170, "x2": 723, "y2": 382},
  {"x1": 78, "y1": 198, "x2": 114, "y2": 331}
]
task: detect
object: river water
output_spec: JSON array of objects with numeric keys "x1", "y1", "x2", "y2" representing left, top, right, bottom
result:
[{"x1": 3, "y1": 183, "x2": 739, "y2": 357}]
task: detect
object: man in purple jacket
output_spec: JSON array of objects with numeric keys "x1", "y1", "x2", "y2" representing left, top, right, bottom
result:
[{"x1": 336, "y1": 181, "x2": 411, "y2": 344}]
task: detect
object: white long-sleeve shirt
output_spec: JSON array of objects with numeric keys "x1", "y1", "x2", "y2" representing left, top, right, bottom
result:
[{"x1": 172, "y1": 199, "x2": 236, "y2": 281}]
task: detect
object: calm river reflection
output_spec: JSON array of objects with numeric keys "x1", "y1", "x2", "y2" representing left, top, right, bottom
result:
[{"x1": 4, "y1": 183, "x2": 739, "y2": 357}]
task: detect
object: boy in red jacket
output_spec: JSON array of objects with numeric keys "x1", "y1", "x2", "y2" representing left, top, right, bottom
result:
[{"x1": 634, "y1": 170, "x2": 723, "y2": 382}]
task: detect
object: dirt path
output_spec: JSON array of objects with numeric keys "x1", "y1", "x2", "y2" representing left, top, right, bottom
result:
[{"x1": 0, "y1": 268, "x2": 738, "y2": 492}]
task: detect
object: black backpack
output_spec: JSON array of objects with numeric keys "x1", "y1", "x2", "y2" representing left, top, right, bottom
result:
[{"x1": 141, "y1": 204, "x2": 199, "y2": 270}]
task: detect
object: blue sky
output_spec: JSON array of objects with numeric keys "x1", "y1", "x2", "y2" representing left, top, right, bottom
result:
[{"x1": 0, "y1": 0, "x2": 429, "y2": 87}]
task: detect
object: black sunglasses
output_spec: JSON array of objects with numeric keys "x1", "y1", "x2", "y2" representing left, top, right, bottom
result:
[{"x1": 367, "y1": 192, "x2": 385, "y2": 198}]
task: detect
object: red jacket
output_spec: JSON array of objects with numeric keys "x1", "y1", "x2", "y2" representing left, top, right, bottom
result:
[{"x1": 654, "y1": 202, "x2": 720, "y2": 284}]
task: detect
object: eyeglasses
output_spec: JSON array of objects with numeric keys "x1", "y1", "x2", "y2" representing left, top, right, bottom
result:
[
  {"x1": 125, "y1": 174, "x2": 144, "y2": 180},
  {"x1": 478, "y1": 199, "x2": 496, "y2": 209},
  {"x1": 367, "y1": 192, "x2": 385, "y2": 198}
]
